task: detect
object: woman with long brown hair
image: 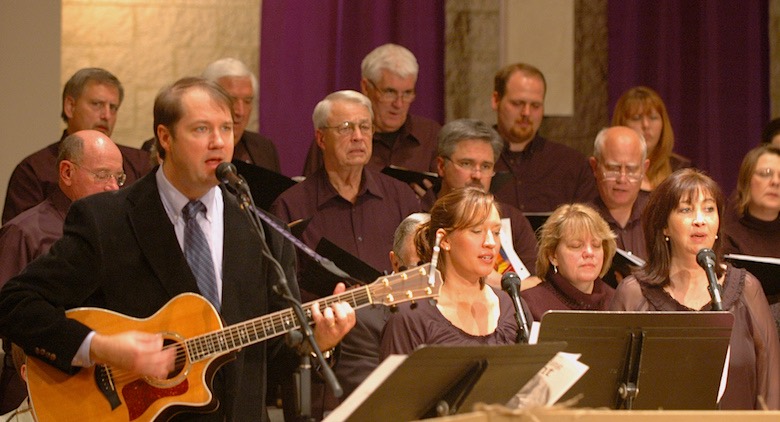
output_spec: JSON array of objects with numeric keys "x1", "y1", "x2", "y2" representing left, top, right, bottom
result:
[{"x1": 610, "y1": 169, "x2": 780, "y2": 409}]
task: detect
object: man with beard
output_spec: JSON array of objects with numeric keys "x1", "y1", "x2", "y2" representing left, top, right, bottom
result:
[{"x1": 491, "y1": 63, "x2": 596, "y2": 212}]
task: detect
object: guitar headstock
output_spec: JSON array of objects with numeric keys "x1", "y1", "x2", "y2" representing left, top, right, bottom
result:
[{"x1": 367, "y1": 263, "x2": 443, "y2": 307}]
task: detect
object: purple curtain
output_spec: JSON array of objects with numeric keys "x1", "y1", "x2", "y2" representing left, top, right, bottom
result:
[
  {"x1": 259, "y1": 0, "x2": 445, "y2": 177},
  {"x1": 608, "y1": 0, "x2": 769, "y2": 194}
]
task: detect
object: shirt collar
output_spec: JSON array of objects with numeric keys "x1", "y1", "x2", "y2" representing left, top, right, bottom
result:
[
  {"x1": 313, "y1": 166, "x2": 384, "y2": 209},
  {"x1": 156, "y1": 166, "x2": 220, "y2": 224}
]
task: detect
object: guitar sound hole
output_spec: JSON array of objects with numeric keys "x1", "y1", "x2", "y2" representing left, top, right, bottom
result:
[{"x1": 160, "y1": 337, "x2": 188, "y2": 383}]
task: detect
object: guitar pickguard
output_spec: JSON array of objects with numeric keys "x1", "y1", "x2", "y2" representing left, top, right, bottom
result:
[{"x1": 122, "y1": 378, "x2": 189, "y2": 421}]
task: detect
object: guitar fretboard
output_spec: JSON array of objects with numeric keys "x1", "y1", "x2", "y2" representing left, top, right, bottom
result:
[{"x1": 185, "y1": 285, "x2": 373, "y2": 361}]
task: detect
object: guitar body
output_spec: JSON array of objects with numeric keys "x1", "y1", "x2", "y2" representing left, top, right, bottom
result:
[
  {"x1": 23, "y1": 264, "x2": 443, "y2": 422},
  {"x1": 27, "y1": 293, "x2": 232, "y2": 422}
]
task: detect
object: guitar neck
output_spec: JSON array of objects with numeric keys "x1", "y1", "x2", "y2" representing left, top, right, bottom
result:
[{"x1": 185, "y1": 286, "x2": 373, "y2": 362}]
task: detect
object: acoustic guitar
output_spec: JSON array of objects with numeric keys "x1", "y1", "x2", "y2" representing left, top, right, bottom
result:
[{"x1": 26, "y1": 264, "x2": 442, "y2": 422}]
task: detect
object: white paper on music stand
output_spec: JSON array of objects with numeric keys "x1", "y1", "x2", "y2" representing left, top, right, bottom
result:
[
  {"x1": 324, "y1": 354, "x2": 407, "y2": 422},
  {"x1": 498, "y1": 218, "x2": 531, "y2": 279},
  {"x1": 506, "y1": 352, "x2": 589, "y2": 408}
]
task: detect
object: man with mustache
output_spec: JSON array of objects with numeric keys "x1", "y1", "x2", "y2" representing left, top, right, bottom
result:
[
  {"x1": 491, "y1": 63, "x2": 596, "y2": 212},
  {"x1": 2, "y1": 68, "x2": 150, "y2": 223}
]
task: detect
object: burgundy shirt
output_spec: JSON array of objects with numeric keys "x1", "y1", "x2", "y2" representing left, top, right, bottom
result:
[
  {"x1": 722, "y1": 206, "x2": 780, "y2": 259},
  {"x1": 271, "y1": 167, "x2": 421, "y2": 275},
  {"x1": 2, "y1": 131, "x2": 151, "y2": 224},
  {"x1": 592, "y1": 191, "x2": 649, "y2": 261},
  {"x1": 380, "y1": 286, "x2": 520, "y2": 358},
  {"x1": 302, "y1": 114, "x2": 441, "y2": 176},
  {"x1": 493, "y1": 134, "x2": 597, "y2": 212},
  {"x1": 271, "y1": 166, "x2": 421, "y2": 399},
  {"x1": 523, "y1": 271, "x2": 615, "y2": 321},
  {"x1": 0, "y1": 188, "x2": 71, "y2": 289},
  {"x1": 0, "y1": 187, "x2": 71, "y2": 411},
  {"x1": 611, "y1": 267, "x2": 780, "y2": 410}
]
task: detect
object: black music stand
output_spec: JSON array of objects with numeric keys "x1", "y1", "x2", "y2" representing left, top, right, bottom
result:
[
  {"x1": 326, "y1": 342, "x2": 567, "y2": 422},
  {"x1": 538, "y1": 311, "x2": 734, "y2": 410}
]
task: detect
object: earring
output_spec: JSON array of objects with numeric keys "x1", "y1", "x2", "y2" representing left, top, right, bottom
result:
[
  {"x1": 664, "y1": 236, "x2": 669, "y2": 242},
  {"x1": 715, "y1": 235, "x2": 719, "y2": 240},
  {"x1": 442, "y1": 245, "x2": 450, "y2": 251},
  {"x1": 553, "y1": 265, "x2": 558, "y2": 274}
]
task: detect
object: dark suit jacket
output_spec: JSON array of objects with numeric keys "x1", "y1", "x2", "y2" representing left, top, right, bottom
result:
[{"x1": 0, "y1": 170, "x2": 298, "y2": 421}]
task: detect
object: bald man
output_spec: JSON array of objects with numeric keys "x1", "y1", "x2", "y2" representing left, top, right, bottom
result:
[
  {"x1": 589, "y1": 126, "x2": 650, "y2": 260},
  {"x1": 0, "y1": 130, "x2": 123, "y2": 413}
]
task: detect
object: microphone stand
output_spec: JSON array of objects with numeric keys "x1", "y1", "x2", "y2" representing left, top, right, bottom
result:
[{"x1": 226, "y1": 181, "x2": 342, "y2": 421}]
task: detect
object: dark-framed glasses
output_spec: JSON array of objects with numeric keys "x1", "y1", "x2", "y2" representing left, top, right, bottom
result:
[
  {"x1": 367, "y1": 79, "x2": 416, "y2": 103},
  {"x1": 444, "y1": 157, "x2": 495, "y2": 175},
  {"x1": 600, "y1": 163, "x2": 642, "y2": 182},
  {"x1": 72, "y1": 162, "x2": 126, "y2": 186},
  {"x1": 322, "y1": 120, "x2": 373, "y2": 137}
]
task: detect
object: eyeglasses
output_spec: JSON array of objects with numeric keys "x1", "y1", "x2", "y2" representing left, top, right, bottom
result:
[
  {"x1": 367, "y1": 79, "x2": 416, "y2": 103},
  {"x1": 322, "y1": 120, "x2": 373, "y2": 137},
  {"x1": 754, "y1": 168, "x2": 779, "y2": 180},
  {"x1": 444, "y1": 157, "x2": 495, "y2": 175},
  {"x1": 72, "y1": 162, "x2": 126, "y2": 186},
  {"x1": 600, "y1": 163, "x2": 643, "y2": 182}
]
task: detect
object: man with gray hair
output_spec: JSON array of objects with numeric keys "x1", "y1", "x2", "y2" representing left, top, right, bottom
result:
[
  {"x1": 589, "y1": 126, "x2": 650, "y2": 262},
  {"x1": 302, "y1": 43, "x2": 441, "y2": 180},
  {"x1": 141, "y1": 59, "x2": 281, "y2": 172},
  {"x1": 272, "y1": 90, "x2": 421, "y2": 413},
  {"x1": 424, "y1": 118, "x2": 539, "y2": 284},
  {"x1": 0, "y1": 129, "x2": 123, "y2": 413},
  {"x1": 202, "y1": 58, "x2": 280, "y2": 172},
  {"x1": 389, "y1": 212, "x2": 430, "y2": 273},
  {"x1": 3, "y1": 68, "x2": 150, "y2": 224}
]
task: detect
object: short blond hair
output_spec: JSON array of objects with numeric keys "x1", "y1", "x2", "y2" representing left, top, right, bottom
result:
[{"x1": 536, "y1": 203, "x2": 617, "y2": 278}]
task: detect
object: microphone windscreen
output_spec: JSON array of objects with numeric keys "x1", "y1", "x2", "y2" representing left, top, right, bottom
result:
[
  {"x1": 696, "y1": 248, "x2": 716, "y2": 268},
  {"x1": 216, "y1": 161, "x2": 237, "y2": 183},
  {"x1": 501, "y1": 271, "x2": 521, "y2": 291}
]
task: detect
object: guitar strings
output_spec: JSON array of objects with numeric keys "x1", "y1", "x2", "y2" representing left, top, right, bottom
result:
[{"x1": 95, "y1": 272, "x2": 431, "y2": 385}]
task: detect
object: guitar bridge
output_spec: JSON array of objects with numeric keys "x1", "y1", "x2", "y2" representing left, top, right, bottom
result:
[{"x1": 94, "y1": 364, "x2": 122, "y2": 410}]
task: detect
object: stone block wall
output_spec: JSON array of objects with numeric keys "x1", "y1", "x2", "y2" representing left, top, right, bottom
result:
[
  {"x1": 61, "y1": 0, "x2": 261, "y2": 148},
  {"x1": 444, "y1": 0, "x2": 608, "y2": 157}
]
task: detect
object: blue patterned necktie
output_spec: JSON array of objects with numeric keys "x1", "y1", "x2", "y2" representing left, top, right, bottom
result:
[{"x1": 182, "y1": 200, "x2": 220, "y2": 311}]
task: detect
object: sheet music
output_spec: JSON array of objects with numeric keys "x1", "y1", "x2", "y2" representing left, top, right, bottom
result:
[{"x1": 506, "y1": 352, "x2": 589, "y2": 408}]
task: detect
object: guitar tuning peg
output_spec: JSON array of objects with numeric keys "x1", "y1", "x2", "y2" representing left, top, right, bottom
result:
[
  {"x1": 410, "y1": 300, "x2": 417, "y2": 310},
  {"x1": 389, "y1": 304, "x2": 398, "y2": 313}
]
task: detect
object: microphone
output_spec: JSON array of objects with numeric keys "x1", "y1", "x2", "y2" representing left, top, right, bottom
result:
[
  {"x1": 696, "y1": 248, "x2": 723, "y2": 311},
  {"x1": 501, "y1": 272, "x2": 531, "y2": 343},
  {"x1": 216, "y1": 162, "x2": 250, "y2": 197},
  {"x1": 214, "y1": 162, "x2": 359, "y2": 285}
]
